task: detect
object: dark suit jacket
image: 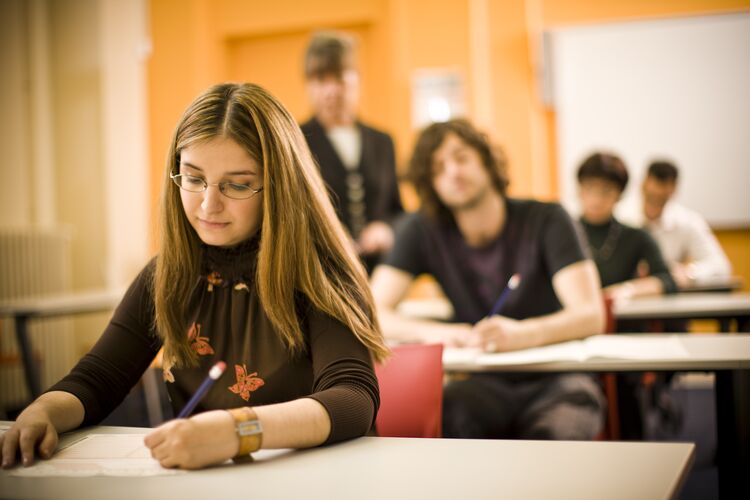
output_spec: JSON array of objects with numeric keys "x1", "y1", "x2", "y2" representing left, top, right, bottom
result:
[{"x1": 300, "y1": 117, "x2": 403, "y2": 235}]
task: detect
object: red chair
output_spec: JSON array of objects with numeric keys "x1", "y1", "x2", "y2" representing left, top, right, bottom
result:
[{"x1": 374, "y1": 343, "x2": 444, "y2": 438}]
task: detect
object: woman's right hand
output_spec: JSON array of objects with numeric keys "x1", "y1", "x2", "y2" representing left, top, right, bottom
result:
[{"x1": 1, "y1": 408, "x2": 59, "y2": 468}]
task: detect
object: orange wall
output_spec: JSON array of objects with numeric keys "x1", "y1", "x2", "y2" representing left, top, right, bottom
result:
[
  {"x1": 147, "y1": 0, "x2": 750, "y2": 284},
  {"x1": 542, "y1": 0, "x2": 750, "y2": 24},
  {"x1": 716, "y1": 230, "x2": 750, "y2": 291}
]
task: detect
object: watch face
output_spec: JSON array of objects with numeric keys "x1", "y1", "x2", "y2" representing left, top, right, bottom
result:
[{"x1": 237, "y1": 420, "x2": 263, "y2": 436}]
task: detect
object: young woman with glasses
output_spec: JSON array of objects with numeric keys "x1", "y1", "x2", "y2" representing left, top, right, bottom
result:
[{"x1": 1, "y1": 83, "x2": 388, "y2": 470}]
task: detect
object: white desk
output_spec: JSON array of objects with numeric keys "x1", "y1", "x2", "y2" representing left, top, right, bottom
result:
[
  {"x1": 0, "y1": 424, "x2": 694, "y2": 500},
  {"x1": 678, "y1": 276, "x2": 743, "y2": 293},
  {"x1": 444, "y1": 334, "x2": 750, "y2": 500},
  {"x1": 0, "y1": 290, "x2": 124, "y2": 319},
  {"x1": 613, "y1": 292, "x2": 750, "y2": 331},
  {"x1": 0, "y1": 289, "x2": 123, "y2": 399}
]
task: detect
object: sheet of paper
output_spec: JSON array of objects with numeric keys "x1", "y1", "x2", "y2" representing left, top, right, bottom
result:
[
  {"x1": 476, "y1": 341, "x2": 585, "y2": 366},
  {"x1": 583, "y1": 335, "x2": 690, "y2": 360},
  {"x1": 8, "y1": 434, "x2": 185, "y2": 477},
  {"x1": 443, "y1": 335, "x2": 691, "y2": 367},
  {"x1": 442, "y1": 347, "x2": 482, "y2": 366}
]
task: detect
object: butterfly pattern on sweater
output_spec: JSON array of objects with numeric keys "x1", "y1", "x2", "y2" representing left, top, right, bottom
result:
[
  {"x1": 188, "y1": 322, "x2": 215, "y2": 355},
  {"x1": 229, "y1": 363, "x2": 265, "y2": 401}
]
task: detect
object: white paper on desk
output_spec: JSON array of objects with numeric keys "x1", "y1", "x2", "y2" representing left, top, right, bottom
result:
[
  {"x1": 8, "y1": 434, "x2": 186, "y2": 477},
  {"x1": 476, "y1": 341, "x2": 585, "y2": 365},
  {"x1": 581, "y1": 335, "x2": 690, "y2": 360},
  {"x1": 462, "y1": 335, "x2": 690, "y2": 366},
  {"x1": 442, "y1": 347, "x2": 483, "y2": 366}
]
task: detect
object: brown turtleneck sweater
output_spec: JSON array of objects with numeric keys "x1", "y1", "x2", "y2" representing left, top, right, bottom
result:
[{"x1": 50, "y1": 237, "x2": 380, "y2": 444}]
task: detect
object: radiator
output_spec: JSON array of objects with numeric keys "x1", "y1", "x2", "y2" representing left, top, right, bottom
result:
[{"x1": 0, "y1": 228, "x2": 75, "y2": 410}]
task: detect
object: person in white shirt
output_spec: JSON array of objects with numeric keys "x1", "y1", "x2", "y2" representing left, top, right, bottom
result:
[{"x1": 639, "y1": 160, "x2": 732, "y2": 288}]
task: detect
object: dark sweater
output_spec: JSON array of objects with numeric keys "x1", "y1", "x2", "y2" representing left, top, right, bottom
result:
[
  {"x1": 580, "y1": 217, "x2": 676, "y2": 293},
  {"x1": 300, "y1": 117, "x2": 403, "y2": 235},
  {"x1": 50, "y1": 236, "x2": 379, "y2": 444}
]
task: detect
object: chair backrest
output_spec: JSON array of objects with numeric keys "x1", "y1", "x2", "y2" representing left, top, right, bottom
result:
[
  {"x1": 600, "y1": 296, "x2": 620, "y2": 440},
  {"x1": 374, "y1": 343, "x2": 444, "y2": 438},
  {"x1": 603, "y1": 295, "x2": 616, "y2": 333}
]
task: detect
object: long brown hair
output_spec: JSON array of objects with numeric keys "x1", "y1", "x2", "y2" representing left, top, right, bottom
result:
[{"x1": 154, "y1": 83, "x2": 388, "y2": 367}]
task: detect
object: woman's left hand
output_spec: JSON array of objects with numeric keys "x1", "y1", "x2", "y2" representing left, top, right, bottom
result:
[
  {"x1": 472, "y1": 315, "x2": 529, "y2": 353},
  {"x1": 144, "y1": 410, "x2": 238, "y2": 469}
]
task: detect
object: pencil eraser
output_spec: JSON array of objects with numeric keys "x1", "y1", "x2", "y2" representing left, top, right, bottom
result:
[
  {"x1": 509, "y1": 274, "x2": 521, "y2": 289},
  {"x1": 210, "y1": 361, "x2": 227, "y2": 379}
]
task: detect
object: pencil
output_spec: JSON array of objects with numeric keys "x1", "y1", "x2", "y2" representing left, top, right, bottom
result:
[
  {"x1": 176, "y1": 360, "x2": 227, "y2": 418},
  {"x1": 488, "y1": 274, "x2": 521, "y2": 317}
]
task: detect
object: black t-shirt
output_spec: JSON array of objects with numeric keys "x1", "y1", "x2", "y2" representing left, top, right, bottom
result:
[{"x1": 384, "y1": 198, "x2": 589, "y2": 324}]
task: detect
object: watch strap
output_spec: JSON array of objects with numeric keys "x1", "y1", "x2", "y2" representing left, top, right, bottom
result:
[{"x1": 227, "y1": 407, "x2": 263, "y2": 458}]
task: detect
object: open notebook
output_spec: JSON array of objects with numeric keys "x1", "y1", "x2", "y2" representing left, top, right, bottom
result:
[{"x1": 443, "y1": 335, "x2": 691, "y2": 366}]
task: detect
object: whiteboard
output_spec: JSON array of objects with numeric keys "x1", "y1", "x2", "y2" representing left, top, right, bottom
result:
[{"x1": 550, "y1": 13, "x2": 750, "y2": 228}]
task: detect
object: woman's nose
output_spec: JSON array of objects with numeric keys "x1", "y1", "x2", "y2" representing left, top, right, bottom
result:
[{"x1": 201, "y1": 185, "x2": 224, "y2": 213}]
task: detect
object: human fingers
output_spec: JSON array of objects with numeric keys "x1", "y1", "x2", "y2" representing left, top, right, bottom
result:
[
  {"x1": 37, "y1": 424, "x2": 58, "y2": 460},
  {"x1": 149, "y1": 440, "x2": 181, "y2": 469},
  {"x1": 18, "y1": 425, "x2": 46, "y2": 466},
  {"x1": 1, "y1": 428, "x2": 20, "y2": 468},
  {"x1": 471, "y1": 319, "x2": 504, "y2": 352},
  {"x1": 143, "y1": 421, "x2": 174, "y2": 450},
  {"x1": 473, "y1": 317, "x2": 500, "y2": 338}
]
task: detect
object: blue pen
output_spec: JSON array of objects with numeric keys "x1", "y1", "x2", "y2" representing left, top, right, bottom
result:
[
  {"x1": 488, "y1": 274, "x2": 521, "y2": 317},
  {"x1": 177, "y1": 360, "x2": 227, "y2": 418}
]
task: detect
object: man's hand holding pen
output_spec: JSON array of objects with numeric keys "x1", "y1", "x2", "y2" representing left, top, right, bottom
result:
[{"x1": 472, "y1": 315, "x2": 528, "y2": 353}]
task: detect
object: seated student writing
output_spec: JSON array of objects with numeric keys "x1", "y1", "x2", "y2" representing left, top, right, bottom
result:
[
  {"x1": 576, "y1": 152, "x2": 677, "y2": 302},
  {"x1": 369, "y1": 119, "x2": 605, "y2": 440},
  {"x1": 576, "y1": 152, "x2": 678, "y2": 439},
  {"x1": 1, "y1": 83, "x2": 387, "y2": 470},
  {"x1": 638, "y1": 160, "x2": 732, "y2": 288}
]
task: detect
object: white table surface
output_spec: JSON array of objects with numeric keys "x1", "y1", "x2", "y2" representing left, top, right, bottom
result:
[
  {"x1": 0, "y1": 424, "x2": 694, "y2": 500},
  {"x1": 0, "y1": 289, "x2": 123, "y2": 318},
  {"x1": 613, "y1": 292, "x2": 750, "y2": 321}
]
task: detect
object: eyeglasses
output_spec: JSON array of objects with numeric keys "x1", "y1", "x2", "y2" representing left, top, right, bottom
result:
[{"x1": 170, "y1": 172, "x2": 264, "y2": 200}]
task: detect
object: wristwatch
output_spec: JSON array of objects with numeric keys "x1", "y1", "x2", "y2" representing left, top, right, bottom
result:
[{"x1": 227, "y1": 407, "x2": 263, "y2": 461}]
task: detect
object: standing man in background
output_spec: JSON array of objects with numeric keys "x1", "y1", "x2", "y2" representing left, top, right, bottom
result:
[
  {"x1": 301, "y1": 31, "x2": 403, "y2": 273},
  {"x1": 639, "y1": 160, "x2": 731, "y2": 288}
]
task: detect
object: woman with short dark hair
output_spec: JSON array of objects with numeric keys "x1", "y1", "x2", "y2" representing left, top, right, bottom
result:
[{"x1": 577, "y1": 152, "x2": 676, "y2": 301}]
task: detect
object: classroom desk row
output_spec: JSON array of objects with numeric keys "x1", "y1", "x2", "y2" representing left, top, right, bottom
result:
[
  {"x1": 2, "y1": 287, "x2": 750, "y2": 399},
  {"x1": 0, "y1": 289, "x2": 125, "y2": 398},
  {"x1": 2, "y1": 291, "x2": 749, "y2": 499},
  {"x1": 0, "y1": 422, "x2": 694, "y2": 500},
  {"x1": 443, "y1": 333, "x2": 750, "y2": 500},
  {"x1": 613, "y1": 292, "x2": 750, "y2": 331}
]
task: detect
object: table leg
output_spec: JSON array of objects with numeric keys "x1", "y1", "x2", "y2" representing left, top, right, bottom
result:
[
  {"x1": 714, "y1": 369, "x2": 750, "y2": 500},
  {"x1": 718, "y1": 318, "x2": 732, "y2": 333},
  {"x1": 14, "y1": 315, "x2": 42, "y2": 399}
]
